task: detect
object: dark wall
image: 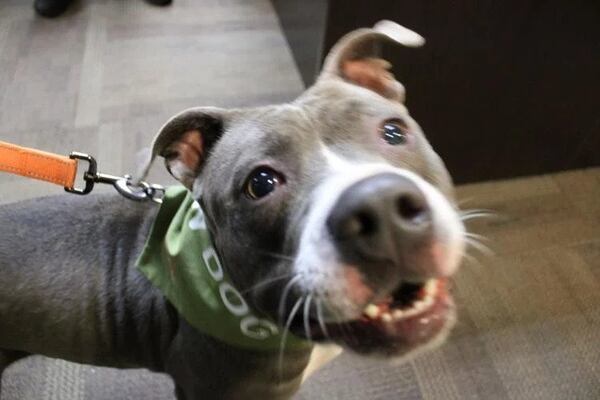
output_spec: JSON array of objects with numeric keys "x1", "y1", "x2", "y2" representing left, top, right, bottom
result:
[
  {"x1": 271, "y1": 0, "x2": 329, "y2": 87},
  {"x1": 274, "y1": 0, "x2": 600, "y2": 183}
]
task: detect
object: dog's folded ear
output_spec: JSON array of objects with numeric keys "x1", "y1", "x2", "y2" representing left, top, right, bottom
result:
[
  {"x1": 136, "y1": 107, "x2": 229, "y2": 189},
  {"x1": 318, "y1": 20, "x2": 425, "y2": 102}
]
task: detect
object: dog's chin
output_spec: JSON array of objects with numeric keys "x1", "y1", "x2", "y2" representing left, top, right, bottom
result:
[{"x1": 293, "y1": 279, "x2": 455, "y2": 358}]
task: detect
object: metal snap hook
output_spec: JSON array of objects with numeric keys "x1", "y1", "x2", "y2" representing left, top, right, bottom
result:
[
  {"x1": 65, "y1": 152, "x2": 164, "y2": 204},
  {"x1": 114, "y1": 176, "x2": 151, "y2": 201},
  {"x1": 114, "y1": 175, "x2": 165, "y2": 203}
]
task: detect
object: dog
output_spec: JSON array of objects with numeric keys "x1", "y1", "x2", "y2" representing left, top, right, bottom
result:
[{"x1": 0, "y1": 21, "x2": 465, "y2": 399}]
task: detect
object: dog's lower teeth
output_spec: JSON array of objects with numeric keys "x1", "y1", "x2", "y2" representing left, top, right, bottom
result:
[
  {"x1": 364, "y1": 304, "x2": 380, "y2": 318},
  {"x1": 424, "y1": 279, "x2": 437, "y2": 297},
  {"x1": 362, "y1": 279, "x2": 440, "y2": 322}
]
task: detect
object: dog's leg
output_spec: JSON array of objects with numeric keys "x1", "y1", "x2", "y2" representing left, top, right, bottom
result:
[{"x1": 0, "y1": 350, "x2": 29, "y2": 395}]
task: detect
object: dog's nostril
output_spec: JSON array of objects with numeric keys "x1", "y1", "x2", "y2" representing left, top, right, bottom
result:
[
  {"x1": 340, "y1": 210, "x2": 378, "y2": 238},
  {"x1": 355, "y1": 211, "x2": 378, "y2": 235},
  {"x1": 396, "y1": 195, "x2": 428, "y2": 224}
]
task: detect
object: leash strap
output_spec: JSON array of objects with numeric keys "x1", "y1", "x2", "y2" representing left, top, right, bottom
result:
[
  {"x1": 0, "y1": 140, "x2": 77, "y2": 189},
  {"x1": 0, "y1": 140, "x2": 165, "y2": 202}
]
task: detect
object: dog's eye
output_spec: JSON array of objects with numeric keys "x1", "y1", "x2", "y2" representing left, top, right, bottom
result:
[
  {"x1": 380, "y1": 119, "x2": 409, "y2": 145},
  {"x1": 245, "y1": 168, "x2": 284, "y2": 199}
]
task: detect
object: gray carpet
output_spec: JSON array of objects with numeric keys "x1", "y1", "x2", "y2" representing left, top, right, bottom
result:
[{"x1": 1, "y1": 0, "x2": 599, "y2": 399}]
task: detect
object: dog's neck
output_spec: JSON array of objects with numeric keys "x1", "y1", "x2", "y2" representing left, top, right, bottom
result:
[{"x1": 137, "y1": 186, "x2": 311, "y2": 352}]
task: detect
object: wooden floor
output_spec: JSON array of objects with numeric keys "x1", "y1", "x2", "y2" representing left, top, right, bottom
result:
[{"x1": 1, "y1": 1, "x2": 599, "y2": 399}]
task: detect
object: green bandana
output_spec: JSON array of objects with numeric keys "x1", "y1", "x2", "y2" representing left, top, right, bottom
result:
[{"x1": 136, "y1": 187, "x2": 309, "y2": 351}]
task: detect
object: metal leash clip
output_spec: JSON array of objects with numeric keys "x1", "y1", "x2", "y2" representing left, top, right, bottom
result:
[{"x1": 65, "y1": 152, "x2": 165, "y2": 204}]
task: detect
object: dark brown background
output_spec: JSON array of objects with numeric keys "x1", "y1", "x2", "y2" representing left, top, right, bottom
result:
[{"x1": 273, "y1": 0, "x2": 600, "y2": 183}]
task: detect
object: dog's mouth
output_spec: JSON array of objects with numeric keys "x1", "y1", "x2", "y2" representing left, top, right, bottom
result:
[{"x1": 292, "y1": 278, "x2": 453, "y2": 356}]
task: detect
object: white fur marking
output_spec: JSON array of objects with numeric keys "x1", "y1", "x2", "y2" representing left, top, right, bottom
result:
[{"x1": 320, "y1": 144, "x2": 353, "y2": 170}]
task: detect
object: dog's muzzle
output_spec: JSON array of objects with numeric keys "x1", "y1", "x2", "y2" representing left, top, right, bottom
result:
[{"x1": 288, "y1": 170, "x2": 464, "y2": 357}]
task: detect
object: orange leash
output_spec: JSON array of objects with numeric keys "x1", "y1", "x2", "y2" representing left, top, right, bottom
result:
[
  {"x1": 0, "y1": 140, "x2": 165, "y2": 202},
  {"x1": 0, "y1": 140, "x2": 77, "y2": 189}
]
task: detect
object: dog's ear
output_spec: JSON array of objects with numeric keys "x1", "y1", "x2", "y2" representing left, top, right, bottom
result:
[
  {"x1": 318, "y1": 20, "x2": 424, "y2": 102},
  {"x1": 136, "y1": 107, "x2": 229, "y2": 189}
]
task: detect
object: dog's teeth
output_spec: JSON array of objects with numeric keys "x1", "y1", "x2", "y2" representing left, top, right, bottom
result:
[
  {"x1": 422, "y1": 293, "x2": 434, "y2": 308},
  {"x1": 413, "y1": 300, "x2": 426, "y2": 313},
  {"x1": 397, "y1": 299, "x2": 427, "y2": 318},
  {"x1": 424, "y1": 279, "x2": 438, "y2": 297},
  {"x1": 392, "y1": 309, "x2": 404, "y2": 319},
  {"x1": 364, "y1": 304, "x2": 380, "y2": 319},
  {"x1": 381, "y1": 313, "x2": 392, "y2": 322}
]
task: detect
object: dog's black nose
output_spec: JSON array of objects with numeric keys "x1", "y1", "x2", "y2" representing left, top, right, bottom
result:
[{"x1": 327, "y1": 173, "x2": 431, "y2": 264}]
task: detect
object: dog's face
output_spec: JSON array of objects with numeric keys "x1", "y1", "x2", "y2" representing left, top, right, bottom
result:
[{"x1": 142, "y1": 22, "x2": 465, "y2": 359}]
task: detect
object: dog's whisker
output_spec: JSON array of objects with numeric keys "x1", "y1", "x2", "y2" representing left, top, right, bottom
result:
[
  {"x1": 239, "y1": 273, "x2": 293, "y2": 295},
  {"x1": 460, "y1": 208, "x2": 495, "y2": 216},
  {"x1": 277, "y1": 296, "x2": 304, "y2": 382},
  {"x1": 465, "y1": 238, "x2": 493, "y2": 256},
  {"x1": 464, "y1": 232, "x2": 490, "y2": 242},
  {"x1": 460, "y1": 213, "x2": 496, "y2": 222},
  {"x1": 234, "y1": 243, "x2": 295, "y2": 262},
  {"x1": 316, "y1": 298, "x2": 331, "y2": 341},
  {"x1": 278, "y1": 275, "x2": 302, "y2": 326},
  {"x1": 456, "y1": 197, "x2": 475, "y2": 208},
  {"x1": 303, "y1": 293, "x2": 313, "y2": 343},
  {"x1": 465, "y1": 237, "x2": 495, "y2": 257},
  {"x1": 460, "y1": 210, "x2": 496, "y2": 218},
  {"x1": 459, "y1": 208, "x2": 497, "y2": 220},
  {"x1": 254, "y1": 248, "x2": 295, "y2": 262},
  {"x1": 460, "y1": 248, "x2": 485, "y2": 269}
]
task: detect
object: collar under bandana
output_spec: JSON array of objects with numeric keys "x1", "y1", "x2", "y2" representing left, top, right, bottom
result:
[{"x1": 136, "y1": 186, "x2": 310, "y2": 351}]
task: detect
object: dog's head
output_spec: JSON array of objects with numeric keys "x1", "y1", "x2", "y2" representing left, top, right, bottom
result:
[{"x1": 140, "y1": 21, "x2": 465, "y2": 359}]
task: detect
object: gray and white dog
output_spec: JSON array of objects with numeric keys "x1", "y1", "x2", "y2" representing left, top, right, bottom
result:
[{"x1": 0, "y1": 21, "x2": 465, "y2": 399}]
